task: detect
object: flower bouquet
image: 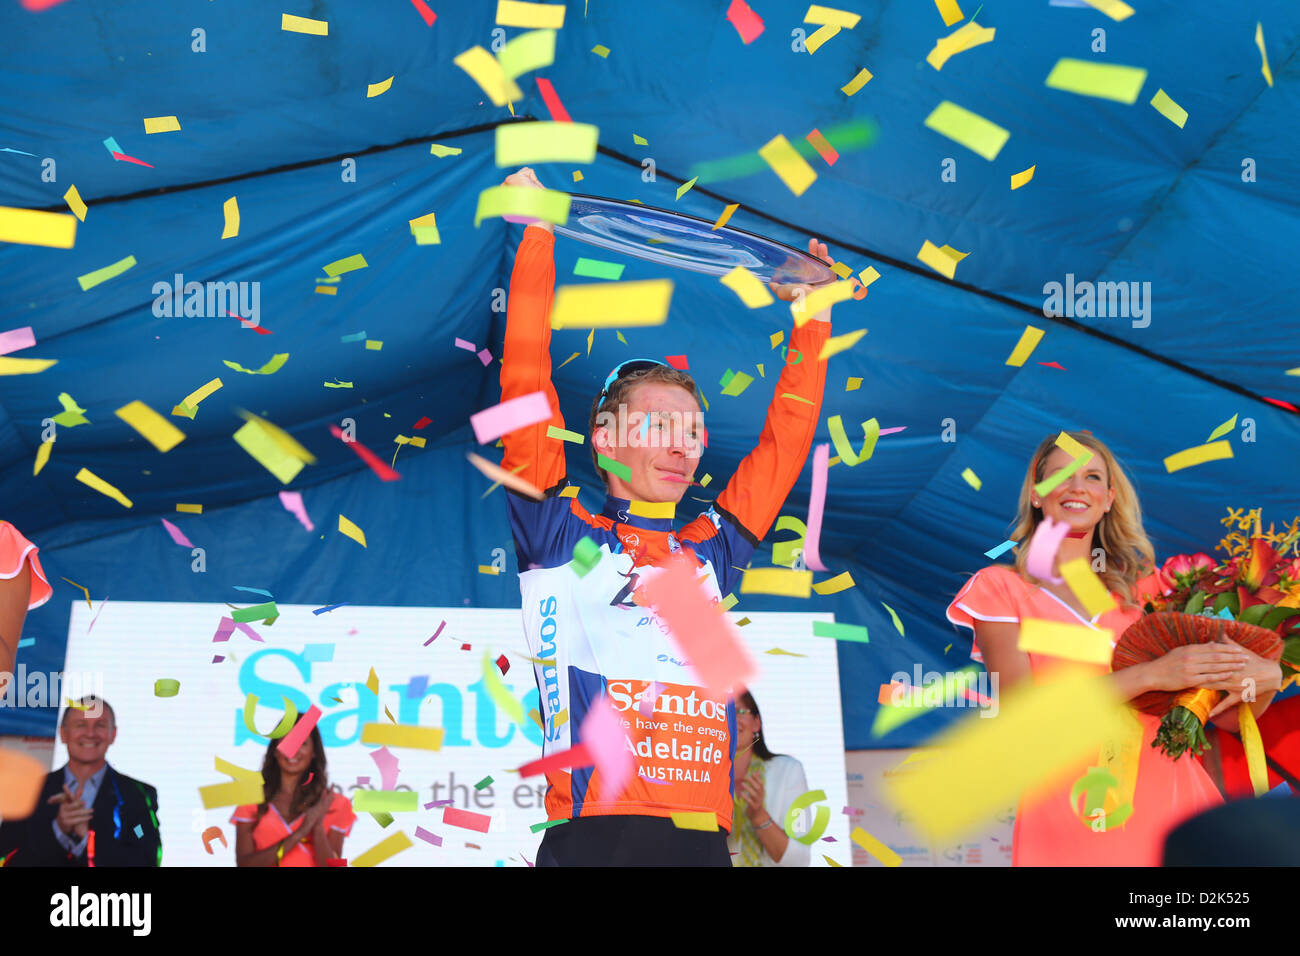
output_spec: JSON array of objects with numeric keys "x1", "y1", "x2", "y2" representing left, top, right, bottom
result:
[{"x1": 1111, "y1": 508, "x2": 1300, "y2": 759}]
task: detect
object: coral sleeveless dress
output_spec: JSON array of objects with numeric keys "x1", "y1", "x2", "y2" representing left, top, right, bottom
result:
[
  {"x1": 947, "y1": 565, "x2": 1223, "y2": 866},
  {"x1": 0, "y1": 521, "x2": 53, "y2": 612}
]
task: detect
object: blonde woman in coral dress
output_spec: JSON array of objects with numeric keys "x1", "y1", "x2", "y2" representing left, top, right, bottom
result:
[{"x1": 946, "y1": 433, "x2": 1284, "y2": 866}]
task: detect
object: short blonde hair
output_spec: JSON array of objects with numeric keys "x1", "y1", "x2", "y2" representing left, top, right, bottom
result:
[{"x1": 1010, "y1": 432, "x2": 1154, "y2": 607}]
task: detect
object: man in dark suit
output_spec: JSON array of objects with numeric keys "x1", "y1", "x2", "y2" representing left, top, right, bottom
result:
[{"x1": 0, "y1": 695, "x2": 160, "y2": 866}]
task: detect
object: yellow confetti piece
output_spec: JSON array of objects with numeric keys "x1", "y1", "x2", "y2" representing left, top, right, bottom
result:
[
  {"x1": 961, "y1": 467, "x2": 981, "y2": 490},
  {"x1": 755, "y1": 363, "x2": 764, "y2": 378},
  {"x1": 498, "y1": 29, "x2": 557, "y2": 81},
  {"x1": 923, "y1": 101, "x2": 1009, "y2": 161},
  {"x1": 765, "y1": 647, "x2": 808, "y2": 657},
  {"x1": 482, "y1": 651, "x2": 526, "y2": 727},
  {"x1": 572, "y1": 170, "x2": 584, "y2": 182},
  {"x1": 75, "y1": 467, "x2": 132, "y2": 508},
  {"x1": 792, "y1": 280, "x2": 856, "y2": 326},
  {"x1": 63, "y1": 185, "x2": 87, "y2": 222},
  {"x1": 176, "y1": 503, "x2": 202, "y2": 514},
  {"x1": 1256, "y1": 22, "x2": 1273, "y2": 88},
  {"x1": 827, "y1": 415, "x2": 878, "y2": 465},
  {"x1": 1205, "y1": 414, "x2": 1237, "y2": 443},
  {"x1": 845, "y1": 377, "x2": 861, "y2": 391},
  {"x1": 550, "y1": 279, "x2": 672, "y2": 328},
  {"x1": 1059, "y1": 557, "x2": 1117, "y2": 618},
  {"x1": 1149, "y1": 88, "x2": 1188, "y2": 128},
  {"x1": 1010, "y1": 165, "x2": 1036, "y2": 190},
  {"x1": 282, "y1": 13, "x2": 328, "y2": 35},
  {"x1": 813, "y1": 571, "x2": 855, "y2": 595},
  {"x1": 33, "y1": 439, "x2": 52, "y2": 476},
  {"x1": 933, "y1": 0, "x2": 963, "y2": 27},
  {"x1": 720, "y1": 266, "x2": 774, "y2": 309},
  {"x1": 698, "y1": 474, "x2": 712, "y2": 487},
  {"x1": 633, "y1": 133, "x2": 648, "y2": 146},
  {"x1": 352, "y1": 830, "x2": 414, "y2": 868},
  {"x1": 758, "y1": 134, "x2": 817, "y2": 196},
  {"x1": 115, "y1": 401, "x2": 186, "y2": 452},
  {"x1": 173, "y1": 378, "x2": 222, "y2": 418},
  {"x1": 711, "y1": 203, "x2": 739, "y2": 230},
  {"x1": 454, "y1": 46, "x2": 523, "y2": 106},
  {"x1": 805, "y1": 4, "x2": 860, "y2": 27},
  {"x1": 841, "y1": 67, "x2": 872, "y2": 95},
  {"x1": 409, "y1": 212, "x2": 440, "y2": 245},
  {"x1": 824, "y1": 855, "x2": 844, "y2": 867},
  {"x1": 829, "y1": 261, "x2": 852, "y2": 279},
  {"x1": 495, "y1": 121, "x2": 599, "y2": 166},
  {"x1": 0, "y1": 357, "x2": 57, "y2": 375},
  {"x1": 220, "y1": 196, "x2": 240, "y2": 239},
  {"x1": 360, "y1": 722, "x2": 445, "y2": 751},
  {"x1": 78, "y1": 254, "x2": 137, "y2": 290},
  {"x1": 430, "y1": 143, "x2": 463, "y2": 157},
  {"x1": 315, "y1": 285, "x2": 337, "y2": 295},
  {"x1": 1045, "y1": 58, "x2": 1147, "y2": 105},
  {"x1": 803, "y1": 24, "x2": 841, "y2": 53},
  {"x1": 60, "y1": 577, "x2": 92, "y2": 609},
  {"x1": 675, "y1": 176, "x2": 698, "y2": 201},
  {"x1": 769, "y1": 330, "x2": 784, "y2": 349},
  {"x1": 323, "y1": 254, "x2": 368, "y2": 277},
  {"x1": 1018, "y1": 618, "x2": 1114, "y2": 665},
  {"x1": 721, "y1": 371, "x2": 754, "y2": 396},
  {"x1": 916, "y1": 240, "x2": 959, "y2": 279},
  {"x1": 670, "y1": 811, "x2": 718, "y2": 831},
  {"x1": 883, "y1": 664, "x2": 1127, "y2": 841},
  {"x1": 740, "y1": 568, "x2": 813, "y2": 598},
  {"x1": 926, "y1": 21, "x2": 995, "y2": 71},
  {"x1": 881, "y1": 602, "x2": 905, "y2": 636},
  {"x1": 479, "y1": 565, "x2": 501, "y2": 575},
  {"x1": 497, "y1": 0, "x2": 565, "y2": 28},
  {"x1": 851, "y1": 826, "x2": 902, "y2": 866},
  {"x1": 1237, "y1": 702, "x2": 1269, "y2": 797},
  {"x1": 367, "y1": 75, "x2": 394, "y2": 98},
  {"x1": 233, "y1": 421, "x2": 305, "y2": 484},
  {"x1": 338, "y1": 514, "x2": 367, "y2": 547},
  {"x1": 1163, "y1": 441, "x2": 1233, "y2": 473},
  {"x1": 629, "y1": 500, "x2": 675, "y2": 519},
  {"x1": 475, "y1": 185, "x2": 571, "y2": 227},
  {"x1": 553, "y1": 707, "x2": 569, "y2": 727},
  {"x1": 365, "y1": 340, "x2": 383, "y2": 350},
  {"x1": 365, "y1": 668, "x2": 379, "y2": 696},
  {"x1": 818, "y1": 328, "x2": 867, "y2": 361},
  {"x1": 223, "y1": 353, "x2": 289, "y2": 375},
  {"x1": 1080, "y1": 0, "x2": 1134, "y2": 21},
  {"x1": 143, "y1": 115, "x2": 181, "y2": 134},
  {"x1": 591, "y1": 44, "x2": 609, "y2": 58},
  {"x1": 1005, "y1": 325, "x2": 1044, "y2": 366},
  {"x1": 858, "y1": 266, "x2": 881, "y2": 288}
]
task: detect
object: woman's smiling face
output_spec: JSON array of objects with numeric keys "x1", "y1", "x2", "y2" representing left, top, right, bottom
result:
[{"x1": 1035, "y1": 446, "x2": 1114, "y2": 532}]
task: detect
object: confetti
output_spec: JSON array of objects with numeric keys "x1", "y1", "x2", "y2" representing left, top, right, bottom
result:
[
  {"x1": 1149, "y1": 88, "x2": 1188, "y2": 128},
  {"x1": 410, "y1": 0, "x2": 436, "y2": 27},
  {"x1": 160, "y1": 519, "x2": 193, "y2": 549},
  {"x1": 338, "y1": 514, "x2": 367, "y2": 547},
  {"x1": 143, "y1": 115, "x2": 180, "y2": 134},
  {"x1": 75, "y1": 468, "x2": 132, "y2": 508},
  {"x1": 827, "y1": 415, "x2": 878, "y2": 466},
  {"x1": 720, "y1": 266, "x2": 774, "y2": 309},
  {"x1": 153, "y1": 679, "x2": 179, "y2": 697},
  {"x1": 812, "y1": 572, "x2": 855, "y2": 595},
  {"x1": 281, "y1": 13, "x2": 328, "y2": 35},
  {"x1": 366, "y1": 76, "x2": 394, "y2": 98},
  {"x1": 1163, "y1": 441, "x2": 1232, "y2": 473},
  {"x1": 923, "y1": 101, "x2": 1008, "y2": 161},
  {"x1": 933, "y1": 0, "x2": 963, "y2": 26},
  {"x1": 670, "y1": 811, "x2": 718, "y2": 831},
  {"x1": 926, "y1": 21, "x2": 995, "y2": 71},
  {"x1": 471, "y1": 391, "x2": 553, "y2": 444},
  {"x1": 497, "y1": 0, "x2": 565, "y2": 28},
  {"x1": 224, "y1": 353, "x2": 289, "y2": 375},
  {"x1": 535, "y1": 77, "x2": 571, "y2": 122},
  {"x1": 352, "y1": 831, "x2": 414, "y2": 868},
  {"x1": 495, "y1": 121, "x2": 598, "y2": 165},
  {"x1": 1045, "y1": 58, "x2": 1147, "y2": 104},
  {"x1": 983, "y1": 539, "x2": 1017, "y2": 560},
  {"x1": 1005, "y1": 325, "x2": 1044, "y2": 366},
  {"x1": 1010, "y1": 165, "x2": 1036, "y2": 189},
  {"x1": 0, "y1": 206, "x2": 77, "y2": 249},
  {"x1": 757, "y1": 134, "x2": 817, "y2": 196},
  {"x1": 1079, "y1": 0, "x2": 1134, "y2": 21},
  {"x1": 711, "y1": 203, "x2": 739, "y2": 230},
  {"x1": 443, "y1": 806, "x2": 491, "y2": 833},
  {"x1": 430, "y1": 143, "x2": 463, "y2": 157},
  {"x1": 573, "y1": 258, "x2": 624, "y2": 280},
  {"x1": 1018, "y1": 618, "x2": 1114, "y2": 664},
  {"x1": 960, "y1": 467, "x2": 981, "y2": 490},
  {"x1": 740, "y1": 568, "x2": 812, "y2": 598},
  {"x1": 851, "y1": 826, "x2": 902, "y2": 866},
  {"x1": 475, "y1": 185, "x2": 571, "y2": 227},
  {"x1": 550, "y1": 279, "x2": 672, "y2": 328},
  {"x1": 279, "y1": 491, "x2": 314, "y2": 531},
  {"x1": 77, "y1": 255, "x2": 136, "y2": 291},
  {"x1": 353, "y1": 790, "x2": 417, "y2": 813},
  {"x1": 115, "y1": 401, "x2": 185, "y2": 452},
  {"x1": 818, "y1": 328, "x2": 867, "y2": 361},
  {"x1": 726, "y1": 0, "x2": 764, "y2": 43},
  {"x1": 466, "y1": 452, "x2": 544, "y2": 499},
  {"x1": 812, "y1": 620, "x2": 869, "y2": 643},
  {"x1": 1256, "y1": 22, "x2": 1273, "y2": 87},
  {"x1": 841, "y1": 67, "x2": 872, "y2": 95}
]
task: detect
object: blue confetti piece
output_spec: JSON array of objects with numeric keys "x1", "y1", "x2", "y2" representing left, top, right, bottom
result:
[
  {"x1": 17, "y1": 637, "x2": 34, "y2": 648},
  {"x1": 983, "y1": 539, "x2": 1017, "y2": 560},
  {"x1": 0, "y1": 147, "x2": 36, "y2": 156},
  {"x1": 302, "y1": 643, "x2": 335, "y2": 662},
  {"x1": 1266, "y1": 782, "x2": 1293, "y2": 798},
  {"x1": 312, "y1": 602, "x2": 348, "y2": 615},
  {"x1": 103, "y1": 136, "x2": 122, "y2": 154},
  {"x1": 134, "y1": 824, "x2": 143, "y2": 839},
  {"x1": 340, "y1": 331, "x2": 367, "y2": 343},
  {"x1": 233, "y1": 586, "x2": 274, "y2": 598},
  {"x1": 407, "y1": 675, "x2": 429, "y2": 699},
  {"x1": 1216, "y1": 606, "x2": 1235, "y2": 620}
]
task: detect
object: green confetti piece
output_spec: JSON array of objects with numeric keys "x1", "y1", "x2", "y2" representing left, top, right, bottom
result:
[
  {"x1": 153, "y1": 679, "x2": 180, "y2": 697},
  {"x1": 719, "y1": 369, "x2": 735, "y2": 388},
  {"x1": 633, "y1": 133, "x2": 647, "y2": 145},
  {"x1": 352, "y1": 790, "x2": 419, "y2": 813},
  {"x1": 827, "y1": 415, "x2": 879, "y2": 465},
  {"x1": 573, "y1": 257, "x2": 625, "y2": 280},
  {"x1": 223, "y1": 353, "x2": 290, "y2": 375},
  {"x1": 597, "y1": 453, "x2": 631, "y2": 482},
  {"x1": 475, "y1": 776, "x2": 494, "y2": 790},
  {"x1": 812, "y1": 620, "x2": 869, "y2": 644},
  {"x1": 77, "y1": 254, "x2": 137, "y2": 291},
  {"x1": 530, "y1": 818, "x2": 570, "y2": 833},
  {"x1": 615, "y1": 330, "x2": 627, "y2": 345},
  {"x1": 370, "y1": 811, "x2": 395, "y2": 828},
  {"x1": 52, "y1": 392, "x2": 90, "y2": 427},
  {"x1": 323, "y1": 254, "x2": 369, "y2": 277},
  {"x1": 546, "y1": 425, "x2": 585, "y2": 444},
  {"x1": 961, "y1": 467, "x2": 982, "y2": 491},
  {"x1": 881, "y1": 602, "x2": 904, "y2": 636},
  {"x1": 781, "y1": 392, "x2": 814, "y2": 404},
  {"x1": 570, "y1": 536, "x2": 602, "y2": 577},
  {"x1": 721, "y1": 371, "x2": 754, "y2": 396},
  {"x1": 1205, "y1": 414, "x2": 1238, "y2": 443},
  {"x1": 675, "y1": 176, "x2": 698, "y2": 200},
  {"x1": 231, "y1": 602, "x2": 278, "y2": 623}
]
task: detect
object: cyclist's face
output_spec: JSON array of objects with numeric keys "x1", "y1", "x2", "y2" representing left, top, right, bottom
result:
[{"x1": 595, "y1": 382, "x2": 703, "y2": 502}]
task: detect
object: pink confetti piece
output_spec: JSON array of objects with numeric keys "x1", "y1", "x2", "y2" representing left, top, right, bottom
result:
[
  {"x1": 212, "y1": 617, "x2": 236, "y2": 642},
  {"x1": 521, "y1": 853, "x2": 534, "y2": 867},
  {"x1": 725, "y1": 0, "x2": 765, "y2": 43},
  {"x1": 329, "y1": 424, "x2": 401, "y2": 481},
  {"x1": 277, "y1": 705, "x2": 323, "y2": 757},
  {"x1": 424, "y1": 620, "x2": 446, "y2": 646},
  {"x1": 1025, "y1": 515, "x2": 1069, "y2": 585},
  {"x1": 234, "y1": 620, "x2": 265, "y2": 642},
  {"x1": 370, "y1": 746, "x2": 400, "y2": 790},
  {"x1": 638, "y1": 680, "x2": 663, "y2": 717},
  {"x1": 477, "y1": 348, "x2": 493, "y2": 367},
  {"x1": 278, "y1": 491, "x2": 314, "y2": 532},
  {"x1": 211, "y1": 655, "x2": 224, "y2": 663},
  {"x1": 0, "y1": 326, "x2": 36, "y2": 356},
  {"x1": 454, "y1": 338, "x2": 477, "y2": 352},
  {"x1": 409, "y1": 0, "x2": 436, "y2": 27},
  {"x1": 469, "y1": 390, "x2": 552, "y2": 444},
  {"x1": 535, "y1": 77, "x2": 572, "y2": 122},
  {"x1": 800, "y1": 443, "x2": 830, "y2": 572},
  {"x1": 639, "y1": 557, "x2": 757, "y2": 696},
  {"x1": 87, "y1": 597, "x2": 108, "y2": 633},
  {"x1": 111, "y1": 151, "x2": 153, "y2": 167},
  {"x1": 414, "y1": 826, "x2": 443, "y2": 846},
  {"x1": 357, "y1": 776, "x2": 371, "y2": 787},
  {"x1": 878, "y1": 426, "x2": 907, "y2": 436},
  {"x1": 160, "y1": 518, "x2": 193, "y2": 549},
  {"x1": 579, "y1": 695, "x2": 634, "y2": 799},
  {"x1": 517, "y1": 743, "x2": 593, "y2": 778},
  {"x1": 443, "y1": 806, "x2": 491, "y2": 833}
]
